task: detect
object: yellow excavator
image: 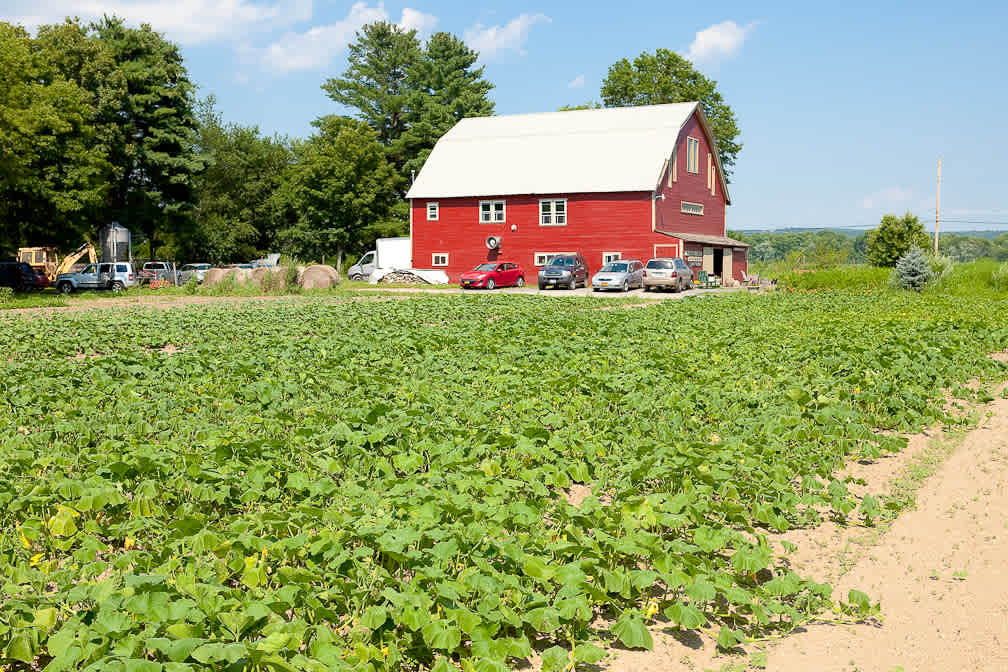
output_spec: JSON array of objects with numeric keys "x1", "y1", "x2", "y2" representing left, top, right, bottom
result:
[
  {"x1": 53, "y1": 243, "x2": 98, "y2": 278},
  {"x1": 18, "y1": 243, "x2": 98, "y2": 281},
  {"x1": 17, "y1": 246, "x2": 60, "y2": 281}
]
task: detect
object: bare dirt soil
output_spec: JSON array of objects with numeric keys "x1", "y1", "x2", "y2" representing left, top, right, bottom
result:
[
  {"x1": 604, "y1": 381, "x2": 1008, "y2": 672},
  {"x1": 0, "y1": 293, "x2": 307, "y2": 319}
]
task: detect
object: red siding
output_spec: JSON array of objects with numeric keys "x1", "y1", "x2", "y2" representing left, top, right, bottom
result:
[
  {"x1": 410, "y1": 109, "x2": 743, "y2": 284},
  {"x1": 654, "y1": 114, "x2": 726, "y2": 238},
  {"x1": 413, "y1": 192, "x2": 676, "y2": 282}
]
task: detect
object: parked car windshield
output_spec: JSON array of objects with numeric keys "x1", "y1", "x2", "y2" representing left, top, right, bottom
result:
[
  {"x1": 473, "y1": 263, "x2": 497, "y2": 271},
  {"x1": 600, "y1": 262, "x2": 628, "y2": 273},
  {"x1": 550, "y1": 257, "x2": 575, "y2": 266},
  {"x1": 646, "y1": 259, "x2": 675, "y2": 269}
]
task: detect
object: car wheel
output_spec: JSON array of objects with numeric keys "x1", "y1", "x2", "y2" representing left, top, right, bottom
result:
[
  {"x1": 348, "y1": 273, "x2": 364, "y2": 282},
  {"x1": 486, "y1": 278, "x2": 495, "y2": 290},
  {"x1": 111, "y1": 281, "x2": 125, "y2": 293},
  {"x1": 622, "y1": 279, "x2": 629, "y2": 292},
  {"x1": 515, "y1": 276, "x2": 524, "y2": 287},
  {"x1": 58, "y1": 282, "x2": 73, "y2": 294},
  {"x1": 568, "y1": 276, "x2": 576, "y2": 290}
]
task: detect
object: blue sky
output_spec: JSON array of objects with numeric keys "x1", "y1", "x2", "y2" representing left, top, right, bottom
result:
[{"x1": 5, "y1": 1, "x2": 1007, "y2": 231}]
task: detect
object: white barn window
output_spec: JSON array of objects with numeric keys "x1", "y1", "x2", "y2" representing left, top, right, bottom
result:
[
  {"x1": 681, "y1": 201, "x2": 704, "y2": 216},
  {"x1": 687, "y1": 137, "x2": 699, "y2": 174},
  {"x1": 602, "y1": 252, "x2": 622, "y2": 264},
  {"x1": 432, "y1": 253, "x2": 449, "y2": 266},
  {"x1": 539, "y1": 199, "x2": 567, "y2": 226},
  {"x1": 534, "y1": 252, "x2": 575, "y2": 266},
  {"x1": 426, "y1": 202, "x2": 439, "y2": 221},
  {"x1": 479, "y1": 200, "x2": 505, "y2": 223}
]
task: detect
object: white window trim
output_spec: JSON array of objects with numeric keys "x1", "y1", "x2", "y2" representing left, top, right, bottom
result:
[
  {"x1": 602, "y1": 252, "x2": 622, "y2": 264},
  {"x1": 426, "y1": 201, "x2": 439, "y2": 221},
  {"x1": 706, "y1": 153, "x2": 712, "y2": 190},
  {"x1": 687, "y1": 136, "x2": 700, "y2": 174},
  {"x1": 431, "y1": 253, "x2": 449, "y2": 267},
  {"x1": 479, "y1": 200, "x2": 506, "y2": 223},
  {"x1": 670, "y1": 149, "x2": 677, "y2": 185},
  {"x1": 534, "y1": 252, "x2": 575, "y2": 267},
  {"x1": 681, "y1": 201, "x2": 704, "y2": 216},
  {"x1": 539, "y1": 198, "x2": 567, "y2": 226}
]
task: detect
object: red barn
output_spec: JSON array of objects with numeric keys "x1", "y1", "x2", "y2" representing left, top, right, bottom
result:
[{"x1": 406, "y1": 103, "x2": 747, "y2": 284}]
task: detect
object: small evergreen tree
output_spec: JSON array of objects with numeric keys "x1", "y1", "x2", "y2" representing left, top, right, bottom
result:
[{"x1": 891, "y1": 246, "x2": 933, "y2": 291}]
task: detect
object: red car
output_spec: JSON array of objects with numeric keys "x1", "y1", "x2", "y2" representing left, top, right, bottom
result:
[
  {"x1": 460, "y1": 262, "x2": 525, "y2": 290},
  {"x1": 34, "y1": 269, "x2": 51, "y2": 289}
]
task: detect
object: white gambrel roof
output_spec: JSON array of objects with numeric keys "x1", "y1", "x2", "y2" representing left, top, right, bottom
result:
[{"x1": 406, "y1": 102, "x2": 730, "y2": 203}]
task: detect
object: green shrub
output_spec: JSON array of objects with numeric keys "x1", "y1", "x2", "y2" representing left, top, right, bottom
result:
[
  {"x1": 183, "y1": 276, "x2": 199, "y2": 295},
  {"x1": 0, "y1": 287, "x2": 13, "y2": 303},
  {"x1": 782, "y1": 266, "x2": 890, "y2": 291},
  {"x1": 993, "y1": 262, "x2": 1008, "y2": 292},
  {"x1": 890, "y1": 247, "x2": 933, "y2": 291},
  {"x1": 928, "y1": 254, "x2": 954, "y2": 284}
]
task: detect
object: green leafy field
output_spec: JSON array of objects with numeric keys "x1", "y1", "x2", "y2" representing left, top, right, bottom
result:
[{"x1": 2, "y1": 292, "x2": 1006, "y2": 671}]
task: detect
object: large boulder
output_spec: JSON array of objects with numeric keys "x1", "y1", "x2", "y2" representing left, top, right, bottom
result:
[{"x1": 298, "y1": 264, "x2": 340, "y2": 289}]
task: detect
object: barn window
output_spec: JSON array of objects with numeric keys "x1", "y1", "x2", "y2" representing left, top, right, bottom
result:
[
  {"x1": 432, "y1": 253, "x2": 449, "y2": 266},
  {"x1": 602, "y1": 252, "x2": 622, "y2": 264},
  {"x1": 687, "y1": 137, "x2": 699, "y2": 174},
  {"x1": 479, "y1": 200, "x2": 505, "y2": 223},
  {"x1": 681, "y1": 201, "x2": 704, "y2": 216},
  {"x1": 535, "y1": 252, "x2": 574, "y2": 266},
  {"x1": 539, "y1": 199, "x2": 567, "y2": 226},
  {"x1": 426, "y1": 202, "x2": 439, "y2": 221},
  {"x1": 669, "y1": 149, "x2": 677, "y2": 185}
]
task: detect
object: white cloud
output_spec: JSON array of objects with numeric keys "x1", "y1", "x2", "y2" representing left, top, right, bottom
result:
[
  {"x1": 398, "y1": 7, "x2": 437, "y2": 36},
  {"x1": 686, "y1": 20, "x2": 757, "y2": 66},
  {"x1": 464, "y1": 13, "x2": 550, "y2": 60},
  {"x1": 861, "y1": 187, "x2": 915, "y2": 210},
  {"x1": 2, "y1": 0, "x2": 313, "y2": 45},
  {"x1": 567, "y1": 74, "x2": 585, "y2": 89},
  {"x1": 259, "y1": 2, "x2": 388, "y2": 73}
]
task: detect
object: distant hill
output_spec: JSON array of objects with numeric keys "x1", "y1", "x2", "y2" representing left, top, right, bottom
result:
[{"x1": 736, "y1": 227, "x2": 1008, "y2": 241}]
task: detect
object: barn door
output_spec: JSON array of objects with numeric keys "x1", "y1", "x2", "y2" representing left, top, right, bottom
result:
[{"x1": 722, "y1": 249, "x2": 733, "y2": 283}]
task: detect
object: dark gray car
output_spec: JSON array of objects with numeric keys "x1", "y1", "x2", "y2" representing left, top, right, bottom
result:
[{"x1": 538, "y1": 253, "x2": 589, "y2": 290}]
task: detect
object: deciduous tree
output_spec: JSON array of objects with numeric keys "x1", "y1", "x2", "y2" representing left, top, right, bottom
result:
[
  {"x1": 866, "y1": 212, "x2": 930, "y2": 267},
  {"x1": 274, "y1": 116, "x2": 399, "y2": 265}
]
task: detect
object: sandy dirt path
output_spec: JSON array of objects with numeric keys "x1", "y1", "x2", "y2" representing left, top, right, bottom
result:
[
  {"x1": 763, "y1": 393, "x2": 1008, "y2": 672},
  {"x1": 603, "y1": 386, "x2": 1008, "y2": 672}
]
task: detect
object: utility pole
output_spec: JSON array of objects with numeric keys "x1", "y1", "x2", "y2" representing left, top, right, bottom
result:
[{"x1": 934, "y1": 157, "x2": 942, "y2": 256}]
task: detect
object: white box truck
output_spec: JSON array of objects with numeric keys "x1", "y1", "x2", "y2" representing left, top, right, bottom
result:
[{"x1": 346, "y1": 237, "x2": 412, "y2": 281}]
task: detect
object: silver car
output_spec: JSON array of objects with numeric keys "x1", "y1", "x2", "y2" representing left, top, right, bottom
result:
[
  {"x1": 179, "y1": 263, "x2": 211, "y2": 285},
  {"x1": 591, "y1": 259, "x2": 644, "y2": 292},
  {"x1": 643, "y1": 257, "x2": 694, "y2": 292}
]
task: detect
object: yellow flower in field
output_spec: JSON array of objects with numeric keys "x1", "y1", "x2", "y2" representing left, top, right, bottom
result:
[
  {"x1": 20, "y1": 531, "x2": 31, "y2": 549},
  {"x1": 854, "y1": 387, "x2": 860, "y2": 395},
  {"x1": 645, "y1": 600, "x2": 659, "y2": 619},
  {"x1": 381, "y1": 646, "x2": 389, "y2": 658},
  {"x1": 124, "y1": 537, "x2": 136, "y2": 550},
  {"x1": 30, "y1": 553, "x2": 44, "y2": 567},
  {"x1": 710, "y1": 432, "x2": 721, "y2": 444}
]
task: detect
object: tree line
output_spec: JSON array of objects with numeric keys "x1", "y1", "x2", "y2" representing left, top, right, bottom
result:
[
  {"x1": 1, "y1": 17, "x2": 743, "y2": 266},
  {"x1": 735, "y1": 214, "x2": 1008, "y2": 271}
]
